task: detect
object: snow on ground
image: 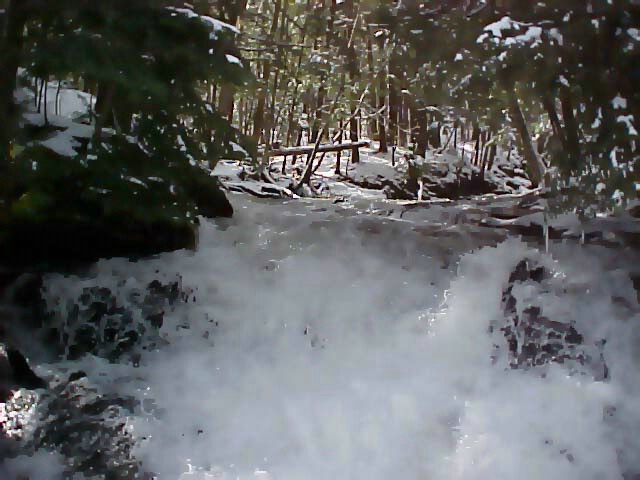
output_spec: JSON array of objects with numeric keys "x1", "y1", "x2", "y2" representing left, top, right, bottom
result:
[
  {"x1": 22, "y1": 112, "x2": 95, "y2": 157},
  {"x1": 17, "y1": 79, "x2": 95, "y2": 120},
  {"x1": 27, "y1": 194, "x2": 640, "y2": 480},
  {"x1": 16, "y1": 82, "x2": 100, "y2": 157},
  {"x1": 16, "y1": 77, "x2": 530, "y2": 203},
  {"x1": 216, "y1": 140, "x2": 532, "y2": 202}
]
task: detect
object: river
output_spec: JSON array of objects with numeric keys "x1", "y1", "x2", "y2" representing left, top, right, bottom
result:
[{"x1": 2, "y1": 193, "x2": 640, "y2": 479}]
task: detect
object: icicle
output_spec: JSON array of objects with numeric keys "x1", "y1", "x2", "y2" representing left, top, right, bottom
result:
[
  {"x1": 580, "y1": 229, "x2": 585, "y2": 245},
  {"x1": 418, "y1": 179, "x2": 424, "y2": 201}
]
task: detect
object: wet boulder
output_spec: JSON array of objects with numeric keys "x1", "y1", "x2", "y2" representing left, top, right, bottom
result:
[
  {"x1": 1, "y1": 369, "x2": 141, "y2": 479},
  {"x1": 43, "y1": 276, "x2": 186, "y2": 363},
  {"x1": 495, "y1": 258, "x2": 609, "y2": 380},
  {"x1": 0, "y1": 346, "x2": 47, "y2": 403}
]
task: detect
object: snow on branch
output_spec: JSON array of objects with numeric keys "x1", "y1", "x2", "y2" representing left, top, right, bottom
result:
[{"x1": 166, "y1": 7, "x2": 240, "y2": 40}]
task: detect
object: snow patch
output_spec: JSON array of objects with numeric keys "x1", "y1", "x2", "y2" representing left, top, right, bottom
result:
[
  {"x1": 613, "y1": 96, "x2": 628, "y2": 110},
  {"x1": 167, "y1": 7, "x2": 240, "y2": 37},
  {"x1": 484, "y1": 16, "x2": 518, "y2": 38},
  {"x1": 225, "y1": 54, "x2": 243, "y2": 67},
  {"x1": 628, "y1": 28, "x2": 640, "y2": 41},
  {"x1": 617, "y1": 115, "x2": 638, "y2": 136}
]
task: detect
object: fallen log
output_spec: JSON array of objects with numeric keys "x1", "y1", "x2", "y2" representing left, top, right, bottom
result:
[{"x1": 261, "y1": 141, "x2": 369, "y2": 157}]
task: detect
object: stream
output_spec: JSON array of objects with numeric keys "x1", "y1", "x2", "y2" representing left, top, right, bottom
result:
[{"x1": 2, "y1": 192, "x2": 640, "y2": 479}]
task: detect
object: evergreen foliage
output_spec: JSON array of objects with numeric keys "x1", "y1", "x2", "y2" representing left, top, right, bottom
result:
[
  {"x1": 0, "y1": 0, "x2": 250, "y2": 265},
  {"x1": 375, "y1": 1, "x2": 639, "y2": 203}
]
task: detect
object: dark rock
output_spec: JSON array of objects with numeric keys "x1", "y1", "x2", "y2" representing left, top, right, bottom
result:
[
  {"x1": 509, "y1": 260, "x2": 531, "y2": 283},
  {"x1": 630, "y1": 274, "x2": 640, "y2": 304},
  {"x1": 5, "y1": 348, "x2": 47, "y2": 390},
  {"x1": 0, "y1": 217, "x2": 198, "y2": 270},
  {"x1": 348, "y1": 167, "x2": 518, "y2": 201},
  {"x1": 185, "y1": 175, "x2": 234, "y2": 218},
  {"x1": 530, "y1": 266, "x2": 545, "y2": 283},
  {"x1": 497, "y1": 258, "x2": 607, "y2": 378},
  {"x1": 68, "y1": 324, "x2": 99, "y2": 360},
  {"x1": 44, "y1": 278, "x2": 184, "y2": 362},
  {"x1": 1, "y1": 346, "x2": 46, "y2": 402},
  {"x1": 147, "y1": 279, "x2": 180, "y2": 304},
  {"x1": 0, "y1": 269, "x2": 21, "y2": 300},
  {"x1": 4, "y1": 273, "x2": 43, "y2": 308},
  {"x1": 628, "y1": 205, "x2": 640, "y2": 218},
  {"x1": 1, "y1": 145, "x2": 233, "y2": 270},
  {"x1": 565, "y1": 326, "x2": 583, "y2": 345},
  {"x1": 25, "y1": 375, "x2": 141, "y2": 478},
  {"x1": 343, "y1": 175, "x2": 415, "y2": 200},
  {"x1": 6, "y1": 351, "x2": 44, "y2": 390},
  {"x1": 425, "y1": 173, "x2": 497, "y2": 199},
  {"x1": 508, "y1": 260, "x2": 546, "y2": 284},
  {"x1": 68, "y1": 370, "x2": 87, "y2": 382},
  {"x1": 146, "y1": 311, "x2": 164, "y2": 329},
  {"x1": 498, "y1": 222, "x2": 567, "y2": 241}
]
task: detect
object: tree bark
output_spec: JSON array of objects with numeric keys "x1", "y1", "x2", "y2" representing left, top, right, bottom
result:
[
  {"x1": 558, "y1": 86, "x2": 581, "y2": 171},
  {"x1": 252, "y1": 0, "x2": 282, "y2": 144},
  {"x1": 388, "y1": 77, "x2": 398, "y2": 148},
  {"x1": 0, "y1": 0, "x2": 31, "y2": 170},
  {"x1": 415, "y1": 106, "x2": 428, "y2": 157},
  {"x1": 267, "y1": 140, "x2": 368, "y2": 157},
  {"x1": 376, "y1": 68, "x2": 388, "y2": 153},
  {"x1": 217, "y1": 0, "x2": 247, "y2": 122},
  {"x1": 541, "y1": 94, "x2": 564, "y2": 146},
  {"x1": 94, "y1": 83, "x2": 116, "y2": 144},
  {"x1": 335, "y1": 120, "x2": 343, "y2": 174},
  {"x1": 55, "y1": 80, "x2": 62, "y2": 115},
  {"x1": 506, "y1": 85, "x2": 543, "y2": 187},
  {"x1": 344, "y1": 0, "x2": 360, "y2": 163}
]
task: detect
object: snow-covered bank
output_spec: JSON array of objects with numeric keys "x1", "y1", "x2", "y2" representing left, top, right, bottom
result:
[
  {"x1": 2, "y1": 194, "x2": 638, "y2": 479},
  {"x1": 216, "y1": 140, "x2": 534, "y2": 203}
]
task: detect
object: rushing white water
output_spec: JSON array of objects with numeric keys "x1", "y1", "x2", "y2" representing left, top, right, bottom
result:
[{"x1": 7, "y1": 195, "x2": 640, "y2": 479}]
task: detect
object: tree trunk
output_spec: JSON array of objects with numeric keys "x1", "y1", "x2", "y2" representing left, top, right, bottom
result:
[
  {"x1": 251, "y1": 59, "x2": 267, "y2": 143},
  {"x1": 480, "y1": 130, "x2": 492, "y2": 172},
  {"x1": 366, "y1": 36, "x2": 377, "y2": 140},
  {"x1": 388, "y1": 78, "x2": 398, "y2": 148},
  {"x1": 37, "y1": 77, "x2": 44, "y2": 113},
  {"x1": 217, "y1": 0, "x2": 247, "y2": 122},
  {"x1": 473, "y1": 134, "x2": 481, "y2": 166},
  {"x1": 344, "y1": 0, "x2": 360, "y2": 163},
  {"x1": 218, "y1": 84, "x2": 235, "y2": 122},
  {"x1": 252, "y1": 0, "x2": 282, "y2": 145},
  {"x1": 94, "y1": 83, "x2": 116, "y2": 144},
  {"x1": 415, "y1": 107, "x2": 428, "y2": 157},
  {"x1": 429, "y1": 120, "x2": 441, "y2": 149},
  {"x1": 541, "y1": 94, "x2": 565, "y2": 146},
  {"x1": 398, "y1": 95, "x2": 407, "y2": 147},
  {"x1": 558, "y1": 86, "x2": 581, "y2": 171},
  {"x1": 377, "y1": 69, "x2": 388, "y2": 153},
  {"x1": 487, "y1": 142, "x2": 497, "y2": 171},
  {"x1": 55, "y1": 80, "x2": 62, "y2": 115},
  {"x1": 0, "y1": 0, "x2": 29, "y2": 169},
  {"x1": 335, "y1": 120, "x2": 343, "y2": 174},
  {"x1": 311, "y1": 74, "x2": 326, "y2": 143},
  {"x1": 43, "y1": 78, "x2": 48, "y2": 125},
  {"x1": 506, "y1": 85, "x2": 543, "y2": 187},
  {"x1": 113, "y1": 89, "x2": 134, "y2": 134}
]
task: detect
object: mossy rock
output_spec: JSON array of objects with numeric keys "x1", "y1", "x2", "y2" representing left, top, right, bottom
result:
[
  {"x1": 0, "y1": 215, "x2": 197, "y2": 269},
  {"x1": 185, "y1": 174, "x2": 234, "y2": 219},
  {"x1": 0, "y1": 143, "x2": 234, "y2": 269}
]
